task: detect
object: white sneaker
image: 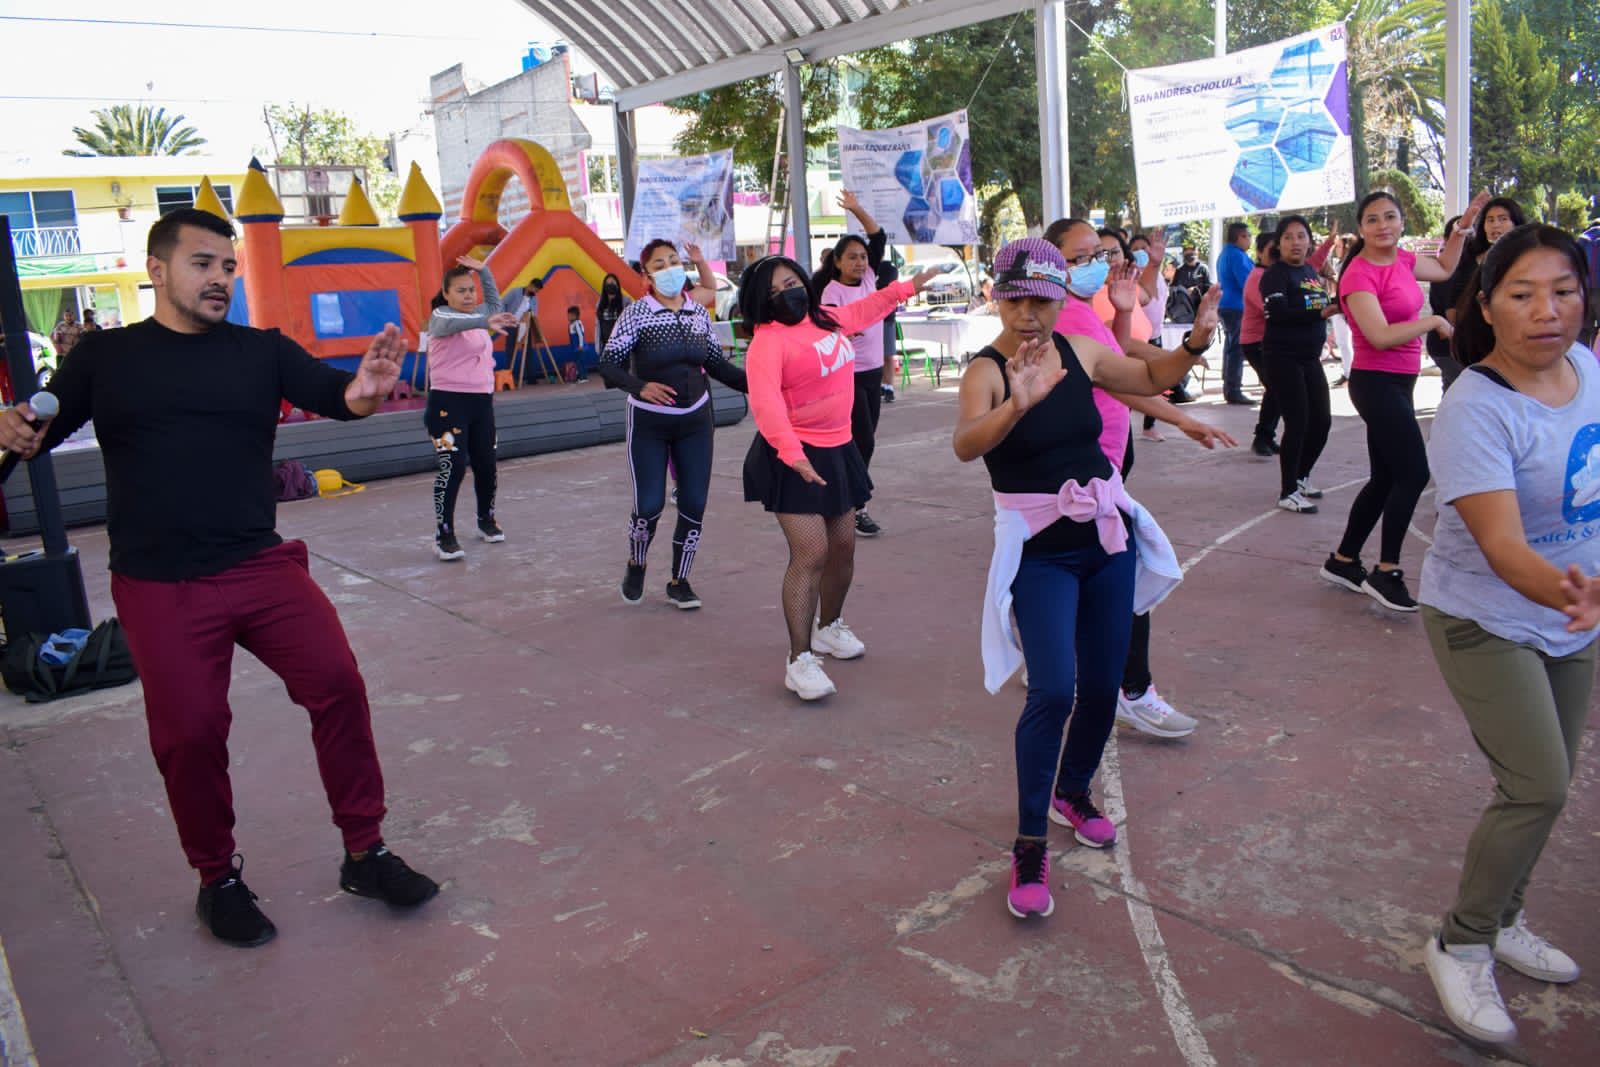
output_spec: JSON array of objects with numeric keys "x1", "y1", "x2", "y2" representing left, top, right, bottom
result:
[
  {"x1": 1116, "y1": 687, "x2": 1197, "y2": 738},
  {"x1": 1424, "y1": 935, "x2": 1517, "y2": 1045},
  {"x1": 811, "y1": 618, "x2": 865, "y2": 659},
  {"x1": 1296, "y1": 477, "x2": 1324, "y2": 499},
  {"x1": 1495, "y1": 913, "x2": 1580, "y2": 983},
  {"x1": 784, "y1": 652, "x2": 836, "y2": 701},
  {"x1": 1277, "y1": 490, "x2": 1318, "y2": 514}
]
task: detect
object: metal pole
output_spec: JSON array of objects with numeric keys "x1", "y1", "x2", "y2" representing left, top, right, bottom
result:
[
  {"x1": 613, "y1": 102, "x2": 638, "y2": 245},
  {"x1": 1035, "y1": 0, "x2": 1071, "y2": 224},
  {"x1": 1443, "y1": 0, "x2": 1470, "y2": 215},
  {"x1": 1209, "y1": 0, "x2": 1226, "y2": 272},
  {"x1": 784, "y1": 61, "x2": 812, "y2": 269}
]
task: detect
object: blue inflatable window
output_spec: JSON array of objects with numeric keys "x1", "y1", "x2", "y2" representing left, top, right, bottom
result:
[{"x1": 309, "y1": 289, "x2": 403, "y2": 339}]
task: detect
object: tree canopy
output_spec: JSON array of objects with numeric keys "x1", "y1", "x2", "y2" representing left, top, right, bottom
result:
[
  {"x1": 65, "y1": 105, "x2": 207, "y2": 157},
  {"x1": 259, "y1": 104, "x2": 400, "y2": 218}
]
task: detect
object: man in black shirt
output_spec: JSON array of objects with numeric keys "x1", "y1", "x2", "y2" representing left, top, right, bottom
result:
[
  {"x1": 0, "y1": 209, "x2": 437, "y2": 947},
  {"x1": 1172, "y1": 245, "x2": 1211, "y2": 305}
]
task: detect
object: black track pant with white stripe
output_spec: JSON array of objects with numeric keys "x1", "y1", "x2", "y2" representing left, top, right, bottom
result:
[{"x1": 626, "y1": 401, "x2": 715, "y2": 581}]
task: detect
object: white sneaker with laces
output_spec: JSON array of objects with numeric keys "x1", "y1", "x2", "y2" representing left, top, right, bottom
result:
[
  {"x1": 811, "y1": 618, "x2": 865, "y2": 659},
  {"x1": 1424, "y1": 935, "x2": 1517, "y2": 1045},
  {"x1": 1116, "y1": 687, "x2": 1197, "y2": 738},
  {"x1": 1277, "y1": 490, "x2": 1318, "y2": 513},
  {"x1": 1495, "y1": 913, "x2": 1580, "y2": 983},
  {"x1": 1296, "y1": 476, "x2": 1324, "y2": 499},
  {"x1": 784, "y1": 652, "x2": 836, "y2": 701}
]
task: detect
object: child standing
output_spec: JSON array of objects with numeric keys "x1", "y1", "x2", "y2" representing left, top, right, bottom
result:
[{"x1": 425, "y1": 255, "x2": 518, "y2": 561}]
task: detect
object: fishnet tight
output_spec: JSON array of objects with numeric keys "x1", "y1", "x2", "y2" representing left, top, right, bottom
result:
[{"x1": 775, "y1": 512, "x2": 857, "y2": 658}]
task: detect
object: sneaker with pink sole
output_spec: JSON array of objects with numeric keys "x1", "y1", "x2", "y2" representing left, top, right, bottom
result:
[
  {"x1": 1006, "y1": 838, "x2": 1054, "y2": 919},
  {"x1": 1049, "y1": 790, "x2": 1117, "y2": 848}
]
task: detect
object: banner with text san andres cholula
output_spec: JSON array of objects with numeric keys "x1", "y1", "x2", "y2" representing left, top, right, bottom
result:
[
  {"x1": 1127, "y1": 24, "x2": 1353, "y2": 224},
  {"x1": 623, "y1": 149, "x2": 736, "y2": 261},
  {"x1": 836, "y1": 109, "x2": 977, "y2": 245}
]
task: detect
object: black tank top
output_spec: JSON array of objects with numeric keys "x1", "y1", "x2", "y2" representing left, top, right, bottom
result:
[{"x1": 977, "y1": 334, "x2": 1115, "y2": 554}]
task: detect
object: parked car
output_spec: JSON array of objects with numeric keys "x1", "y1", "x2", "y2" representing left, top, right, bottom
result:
[
  {"x1": 686, "y1": 269, "x2": 738, "y2": 320},
  {"x1": 921, "y1": 260, "x2": 976, "y2": 304}
]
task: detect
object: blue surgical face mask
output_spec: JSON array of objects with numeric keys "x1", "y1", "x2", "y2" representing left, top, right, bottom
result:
[
  {"x1": 652, "y1": 265, "x2": 687, "y2": 298},
  {"x1": 1067, "y1": 258, "x2": 1109, "y2": 299},
  {"x1": 1132, "y1": 249, "x2": 1150, "y2": 270}
]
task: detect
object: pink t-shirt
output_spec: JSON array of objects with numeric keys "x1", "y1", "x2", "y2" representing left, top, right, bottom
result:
[
  {"x1": 820, "y1": 277, "x2": 886, "y2": 371},
  {"x1": 1241, "y1": 266, "x2": 1267, "y2": 344},
  {"x1": 1055, "y1": 298, "x2": 1130, "y2": 472},
  {"x1": 1338, "y1": 248, "x2": 1425, "y2": 375},
  {"x1": 747, "y1": 282, "x2": 913, "y2": 466}
]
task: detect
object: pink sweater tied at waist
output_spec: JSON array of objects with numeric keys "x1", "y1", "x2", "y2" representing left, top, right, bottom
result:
[{"x1": 992, "y1": 473, "x2": 1134, "y2": 556}]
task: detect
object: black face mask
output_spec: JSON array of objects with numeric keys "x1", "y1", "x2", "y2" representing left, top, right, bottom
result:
[{"x1": 773, "y1": 287, "x2": 810, "y2": 326}]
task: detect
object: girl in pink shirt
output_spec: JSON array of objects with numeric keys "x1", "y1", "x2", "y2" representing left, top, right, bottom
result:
[
  {"x1": 738, "y1": 254, "x2": 936, "y2": 700},
  {"x1": 424, "y1": 255, "x2": 519, "y2": 561},
  {"x1": 1320, "y1": 189, "x2": 1489, "y2": 611}
]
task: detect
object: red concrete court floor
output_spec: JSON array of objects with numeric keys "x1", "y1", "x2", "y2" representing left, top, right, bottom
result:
[{"x1": 2, "y1": 364, "x2": 1596, "y2": 1067}]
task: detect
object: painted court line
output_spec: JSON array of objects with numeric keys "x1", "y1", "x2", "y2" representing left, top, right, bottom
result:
[{"x1": 0, "y1": 937, "x2": 39, "y2": 1067}]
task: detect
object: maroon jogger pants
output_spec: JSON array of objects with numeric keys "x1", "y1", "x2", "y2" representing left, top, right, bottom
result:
[{"x1": 111, "y1": 540, "x2": 386, "y2": 882}]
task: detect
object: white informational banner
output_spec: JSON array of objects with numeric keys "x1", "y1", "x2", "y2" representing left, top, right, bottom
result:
[
  {"x1": 837, "y1": 109, "x2": 978, "y2": 245},
  {"x1": 1128, "y1": 24, "x2": 1354, "y2": 224},
  {"x1": 623, "y1": 149, "x2": 736, "y2": 261}
]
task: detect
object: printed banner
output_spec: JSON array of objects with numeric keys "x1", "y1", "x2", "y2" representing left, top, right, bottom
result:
[
  {"x1": 837, "y1": 109, "x2": 977, "y2": 245},
  {"x1": 623, "y1": 149, "x2": 736, "y2": 261},
  {"x1": 1127, "y1": 24, "x2": 1353, "y2": 224}
]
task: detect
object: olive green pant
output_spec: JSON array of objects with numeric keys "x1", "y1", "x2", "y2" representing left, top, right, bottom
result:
[{"x1": 1422, "y1": 606, "x2": 1597, "y2": 945}]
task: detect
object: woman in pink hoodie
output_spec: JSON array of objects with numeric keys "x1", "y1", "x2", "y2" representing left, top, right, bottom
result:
[
  {"x1": 424, "y1": 255, "x2": 519, "y2": 561},
  {"x1": 738, "y1": 255, "x2": 937, "y2": 700}
]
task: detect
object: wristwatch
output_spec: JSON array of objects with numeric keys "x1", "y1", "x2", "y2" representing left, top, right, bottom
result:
[{"x1": 1180, "y1": 332, "x2": 1207, "y2": 356}]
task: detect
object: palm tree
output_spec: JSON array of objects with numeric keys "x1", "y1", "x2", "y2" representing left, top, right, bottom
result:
[
  {"x1": 1343, "y1": 0, "x2": 1446, "y2": 199},
  {"x1": 64, "y1": 105, "x2": 207, "y2": 157}
]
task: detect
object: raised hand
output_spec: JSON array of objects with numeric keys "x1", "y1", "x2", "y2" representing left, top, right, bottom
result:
[
  {"x1": 1560, "y1": 564, "x2": 1600, "y2": 632},
  {"x1": 837, "y1": 190, "x2": 861, "y2": 215},
  {"x1": 1146, "y1": 228, "x2": 1167, "y2": 261},
  {"x1": 456, "y1": 254, "x2": 485, "y2": 271},
  {"x1": 910, "y1": 266, "x2": 943, "y2": 293},
  {"x1": 1459, "y1": 189, "x2": 1493, "y2": 231},
  {"x1": 349, "y1": 323, "x2": 405, "y2": 400},
  {"x1": 684, "y1": 242, "x2": 705, "y2": 263},
  {"x1": 1107, "y1": 261, "x2": 1140, "y2": 313},
  {"x1": 1192, "y1": 285, "x2": 1223, "y2": 340},
  {"x1": 1005, "y1": 336, "x2": 1066, "y2": 412},
  {"x1": 488, "y1": 311, "x2": 520, "y2": 332}
]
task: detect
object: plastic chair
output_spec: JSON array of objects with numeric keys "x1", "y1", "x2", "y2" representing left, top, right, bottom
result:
[{"x1": 895, "y1": 321, "x2": 931, "y2": 389}]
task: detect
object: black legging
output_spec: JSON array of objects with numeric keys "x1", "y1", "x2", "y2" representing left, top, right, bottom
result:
[
  {"x1": 851, "y1": 367, "x2": 883, "y2": 468},
  {"x1": 1242, "y1": 342, "x2": 1282, "y2": 443},
  {"x1": 425, "y1": 389, "x2": 497, "y2": 533},
  {"x1": 626, "y1": 401, "x2": 714, "y2": 580},
  {"x1": 1336, "y1": 370, "x2": 1428, "y2": 566},
  {"x1": 1264, "y1": 354, "x2": 1331, "y2": 498}
]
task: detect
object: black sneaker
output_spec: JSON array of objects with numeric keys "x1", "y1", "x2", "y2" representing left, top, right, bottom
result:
[
  {"x1": 1362, "y1": 568, "x2": 1418, "y2": 612},
  {"x1": 621, "y1": 563, "x2": 645, "y2": 604},
  {"x1": 854, "y1": 510, "x2": 882, "y2": 538},
  {"x1": 196, "y1": 855, "x2": 277, "y2": 947},
  {"x1": 339, "y1": 842, "x2": 439, "y2": 907},
  {"x1": 1251, "y1": 437, "x2": 1275, "y2": 458},
  {"x1": 665, "y1": 579, "x2": 702, "y2": 610},
  {"x1": 477, "y1": 518, "x2": 505, "y2": 543},
  {"x1": 1226, "y1": 394, "x2": 1259, "y2": 407},
  {"x1": 435, "y1": 530, "x2": 465, "y2": 561},
  {"x1": 1319, "y1": 553, "x2": 1367, "y2": 593}
]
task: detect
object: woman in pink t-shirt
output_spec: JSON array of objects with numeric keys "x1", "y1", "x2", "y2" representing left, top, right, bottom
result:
[
  {"x1": 738, "y1": 255, "x2": 938, "y2": 701},
  {"x1": 1319, "y1": 189, "x2": 1489, "y2": 612}
]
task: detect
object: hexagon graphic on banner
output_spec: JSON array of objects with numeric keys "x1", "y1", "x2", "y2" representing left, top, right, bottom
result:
[{"x1": 1231, "y1": 147, "x2": 1289, "y2": 211}]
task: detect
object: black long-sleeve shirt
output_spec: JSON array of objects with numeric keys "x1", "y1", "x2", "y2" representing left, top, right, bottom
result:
[
  {"x1": 40, "y1": 319, "x2": 360, "y2": 580},
  {"x1": 596, "y1": 295, "x2": 747, "y2": 406},
  {"x1": 1260, "y1": 261, "x2": 1330, "y2": 360}
]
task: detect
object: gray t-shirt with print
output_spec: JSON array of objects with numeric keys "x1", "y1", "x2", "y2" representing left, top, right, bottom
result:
[{"x1": 1420, "y1": 344, "x2": 1600, "y2": 657}]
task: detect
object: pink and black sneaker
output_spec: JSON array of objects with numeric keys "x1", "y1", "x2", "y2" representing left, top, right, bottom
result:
[
  {"x1": 1050, "y1": 791, "x2": 1117, "y2": 848},
  {"x1": 1006, "y1": 837, "x2": 1054, "y2": 919}
]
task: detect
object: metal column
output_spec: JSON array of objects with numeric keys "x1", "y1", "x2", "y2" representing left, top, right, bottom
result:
[
  {"x1": 1209, "y1": 0, "x2": 1226, "y2": 267},
  {"x1": 1035, "y1": 0, "x2": 1071, "y2": 224},
  {"x1": 784, "y1": 60, "x2": 811, "y2": 269},
  {"x1": 613, "y1": 102, "x2": 638, "y2": 244},
  {"x1": 1443, "y1": 0, "x2": 1471, "y2": 215}
]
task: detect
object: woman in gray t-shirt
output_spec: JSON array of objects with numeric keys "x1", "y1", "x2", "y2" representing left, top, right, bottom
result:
[{"x1": 1417, "y1": 224, "x2": 1600, "y2": 1046}]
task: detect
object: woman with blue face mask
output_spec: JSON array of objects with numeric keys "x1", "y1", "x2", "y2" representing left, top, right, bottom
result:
[{"x1": 598, "y1": 239, "x2": 749, "y2": 609}]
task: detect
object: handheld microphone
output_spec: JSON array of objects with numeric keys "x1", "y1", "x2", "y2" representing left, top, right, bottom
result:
[{"x1": 0, "y1": 391, "x2": 60, "y2": 484}]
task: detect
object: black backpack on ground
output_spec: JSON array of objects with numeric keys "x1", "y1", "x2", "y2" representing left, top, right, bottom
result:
[{"x1": 1, "y1": 618, "x2": 139, "y2": 704}]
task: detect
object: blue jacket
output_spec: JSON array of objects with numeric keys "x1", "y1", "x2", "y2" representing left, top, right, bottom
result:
[{"x1": 1218, "y1": 244, "x2": 1252, "y2": 311}]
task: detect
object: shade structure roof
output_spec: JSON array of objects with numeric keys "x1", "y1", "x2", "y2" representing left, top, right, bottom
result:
[{"x1": 519, "y1": 0, "x2": 1033, "y2": 110}]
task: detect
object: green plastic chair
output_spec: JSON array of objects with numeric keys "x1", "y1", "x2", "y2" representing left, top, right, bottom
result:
[{"x1": 895, "y1": 320, "x2": 932, "y2": 389}]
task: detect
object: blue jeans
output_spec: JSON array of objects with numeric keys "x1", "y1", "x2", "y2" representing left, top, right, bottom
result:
[
  {"x1": 1219, "y1": 307, "x2": 1245, "y2": 398},
  {"x1": 1011, "y1": 543, "x2": 1137, "y2": 838}
]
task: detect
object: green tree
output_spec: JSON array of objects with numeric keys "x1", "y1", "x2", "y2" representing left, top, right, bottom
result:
[
  {"x1": 260, "y1": 104, "x2": 400, "y2": 218},
  {"x1": 1471, "y1": 1, "x2": 1560, "y2": 199},
  {"x1": 64, "y1": 104, "x2": 206, "y2": 157},
  {"x1": 1344, "y1": 0, "x2": 1445, "y2": 198},
  {"x1": 1370, "y1": 167, "x2": 1442, "y2": 234},
  {"x1": 1503, "y1": 0, "x2": 1600, "y2": 219}
]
